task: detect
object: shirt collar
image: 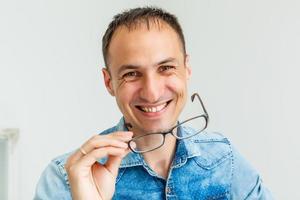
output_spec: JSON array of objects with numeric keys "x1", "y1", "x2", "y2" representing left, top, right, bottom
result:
[{"x1": 115, "y1": 117, "x2": 203, "y2": 168}]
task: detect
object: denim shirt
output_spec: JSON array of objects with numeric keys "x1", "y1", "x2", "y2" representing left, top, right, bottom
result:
[{"x1": 34, "y1": 118, "x2": 273, "y2": 200}]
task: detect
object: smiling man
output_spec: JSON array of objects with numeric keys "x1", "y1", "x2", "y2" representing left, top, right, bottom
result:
[{"x1": 34, "y1": 7, "x2": 273, "y2": 200}]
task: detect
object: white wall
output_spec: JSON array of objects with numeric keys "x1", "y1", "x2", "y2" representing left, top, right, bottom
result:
[{"x1": 0, "y1": 0, "x2": 299, "y2": 199}]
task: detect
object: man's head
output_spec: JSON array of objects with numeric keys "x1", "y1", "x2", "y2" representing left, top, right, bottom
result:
[
  {"x1": 102, "y1": 7, "x2": 191, "y2": 135},
  {"x1": 102, "y1": 7, "x2": 186, "y2": 68}
]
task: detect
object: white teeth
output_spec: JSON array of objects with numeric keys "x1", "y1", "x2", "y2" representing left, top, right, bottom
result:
[{"x1": 140, "y1": 103, "x2": 167, "y2": 113}]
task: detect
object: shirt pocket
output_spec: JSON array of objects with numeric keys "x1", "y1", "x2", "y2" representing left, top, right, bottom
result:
[
  {"x1": 190, "y1": 141, "x2": 232, "y2": 200},
  {"x1": 192, "y1": 140, "x2": 232, "y2": 170}
]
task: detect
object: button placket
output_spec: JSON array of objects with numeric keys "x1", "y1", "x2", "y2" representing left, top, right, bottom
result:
[
  {"x1": 165, "y1": 169, "x2": 175, "y2": 198},
  {"x1": 166, "y1": 186, "x2": 172, "y2": 194}
]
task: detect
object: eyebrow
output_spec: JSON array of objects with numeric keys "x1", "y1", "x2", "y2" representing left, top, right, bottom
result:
[
  {"x1": 157, "y1": 57, "x2": 178, "y2": 65},
  {"x1": 117, "y1": 57, "x2": 178, "y2": 75}
]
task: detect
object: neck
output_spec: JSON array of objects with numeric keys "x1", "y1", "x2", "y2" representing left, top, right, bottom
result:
[{"x1": 142, "y1": 134, "x2": 177, "y2": 179}]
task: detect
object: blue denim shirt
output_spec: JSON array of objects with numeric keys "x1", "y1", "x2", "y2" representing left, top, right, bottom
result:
[{"x1": 34, "y1": 118, "x2": 273, "y2": 200}]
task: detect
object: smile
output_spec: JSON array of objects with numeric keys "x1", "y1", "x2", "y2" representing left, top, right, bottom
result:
[{"x1": 136, "y1": 100, "x2": 171, "y2": 113}]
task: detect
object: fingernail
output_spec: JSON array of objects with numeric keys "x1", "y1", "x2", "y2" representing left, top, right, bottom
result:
[{"x1": 130, "y1": 141, "x2": 137, "y2": 149}]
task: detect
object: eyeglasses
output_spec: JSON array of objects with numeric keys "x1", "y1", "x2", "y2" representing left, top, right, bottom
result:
[{"x1": 127, "y1": 93, "x2": 209, "y2": 154}]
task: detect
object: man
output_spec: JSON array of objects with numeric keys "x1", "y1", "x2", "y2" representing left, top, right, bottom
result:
[{"x1": 34, "y1": 7, "x2": 273, "y2": 199}]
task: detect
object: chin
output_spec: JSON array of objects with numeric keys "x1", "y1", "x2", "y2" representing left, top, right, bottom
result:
[{"x1": 139, "y1": 121, "x2": 175, "y2": 134}]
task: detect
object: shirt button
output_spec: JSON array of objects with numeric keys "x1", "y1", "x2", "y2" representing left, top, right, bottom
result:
[{"x1": 166, "y1": 187, "x2": 171, "y2": 194}]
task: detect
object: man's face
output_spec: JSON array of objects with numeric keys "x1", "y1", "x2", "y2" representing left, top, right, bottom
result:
[{"x1": 103, "y1": 22, "x2": 191, "y2": 135}]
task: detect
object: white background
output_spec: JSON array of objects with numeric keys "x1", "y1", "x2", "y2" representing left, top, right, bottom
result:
[{"x1": 1, "y1": 0, "x2": 299, "y2": 199}]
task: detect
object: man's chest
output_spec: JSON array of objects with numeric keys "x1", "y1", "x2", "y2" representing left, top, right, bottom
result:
[{"x1": 113, "y1": 157, "x2": 232, "y2": 200}]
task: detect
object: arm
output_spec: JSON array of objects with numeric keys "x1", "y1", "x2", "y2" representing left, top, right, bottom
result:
[
  {"x1": 34, "y1": 131, "x2": 133, "y2": 200},
  {"x1": 34, "y1": 160, "x2": 72, "y2": 200},
  {"x1": 230, "y1": 146, "x2": 274, "y2": 200}
]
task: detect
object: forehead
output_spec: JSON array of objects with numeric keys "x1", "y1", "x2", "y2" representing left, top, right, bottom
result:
[{"x1": 107, "y1": 21, "x2": 184, "y2": 70}]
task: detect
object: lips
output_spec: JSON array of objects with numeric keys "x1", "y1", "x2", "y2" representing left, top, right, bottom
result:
[{"x1": 135, "y1": 100, "x2": 172, "y2": 113}]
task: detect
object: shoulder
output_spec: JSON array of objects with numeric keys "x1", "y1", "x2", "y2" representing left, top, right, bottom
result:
[
  {"x1": 230, "y1": 145, "x2": 273, "y2": 199},
  {"x1": 41, "y1": 151, "x2": 74, "y2": 185},
  {"x1": 51, "y1": 151, "x2": 74, "y2": 178},
  {"x1": 99, "y1": 124, "x2": 119, "y2": 135},
  {"x1": 194, "y1": 132, "x2": 273, "y2": 199},
  {"x1": 34, "y1": 151, "x2": 74, "y2": 199},
  {"x1": 189, "y1": 131, "x2": 256, "y2": 177}
]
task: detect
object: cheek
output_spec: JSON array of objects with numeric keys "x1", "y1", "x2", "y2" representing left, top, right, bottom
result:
[
  {"x1": 115, "y1": 81, "x2": 139, "y2": 106},
  {"x1": 167, "y1": 74, "x2": 188, "y2": 94}
]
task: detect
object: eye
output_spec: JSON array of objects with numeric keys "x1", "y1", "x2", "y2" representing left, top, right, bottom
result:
[
  {"x1": 124, "y1": 71, "x2": 138, "y2": 77},
  {"x1": 121, "y1": 71, "x2": 141, "y2": 82},
  {"x1": 158, "y1": 65, "x2": 176, "y2": 73}
]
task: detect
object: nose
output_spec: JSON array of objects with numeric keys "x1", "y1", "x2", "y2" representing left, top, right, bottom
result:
[{"x1": 139, "y1": 73, "x2": 163, "y2": 103}]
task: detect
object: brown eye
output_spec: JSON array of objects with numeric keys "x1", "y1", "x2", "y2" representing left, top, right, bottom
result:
[
  {"x1": 122, "y1": 71, "x2": 141, "y2": 81},
  {"x1": 124, "y1": 71, "x2": 138, "y2": 77},
  {"x1": 159, "y1": 65, "x2": 175, "y2": 72}
]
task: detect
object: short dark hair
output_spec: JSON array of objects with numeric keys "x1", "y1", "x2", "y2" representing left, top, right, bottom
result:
[{"x1": 102, "y1": 6, "x2": 186, "y2": 68}]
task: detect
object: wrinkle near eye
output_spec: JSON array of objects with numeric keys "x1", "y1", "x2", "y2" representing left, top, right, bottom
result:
[{"x1": 119, "y1": 77, "x2": 127, "y2": 83}]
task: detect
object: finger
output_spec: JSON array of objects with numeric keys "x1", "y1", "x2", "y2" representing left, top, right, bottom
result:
[
  {"x1": 104, "y1": 148, "x2": 131, "y2": 176},
  {"x1": 104, "y1": 156, "x2": 123, "y2": 178},
  {"x1": 106, "y1": 131, "x2": 134, "y2": 141},
  {"x1": 83, "y1": 137, "x2": 128, "y2": 152},
  {"x1": 70, "y1": 132, "x2": 133, "y2": 163},
  {"x1": 82, "y1": 132, "x2": 133, "y2": 153},
  {"x1": 75, "y1": 146, "x2": 126, "y2": 168}
]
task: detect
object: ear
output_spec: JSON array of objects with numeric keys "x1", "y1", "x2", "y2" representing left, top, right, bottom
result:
[
  {"x1": 185, "y1": 54, "x2": 192, "y2": 80},
  {"x1": 102, "y1": 68, "x2": 115, "y2": 96}
]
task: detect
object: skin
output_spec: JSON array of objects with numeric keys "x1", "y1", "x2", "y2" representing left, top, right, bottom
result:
[{"x1": 65, "y1": 20, "x2": 191, "y2": 200}]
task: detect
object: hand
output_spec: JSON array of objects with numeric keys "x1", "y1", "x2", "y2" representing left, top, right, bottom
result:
[{"x1": 65, "y1": 131, "x2": 133, "y2": 200}]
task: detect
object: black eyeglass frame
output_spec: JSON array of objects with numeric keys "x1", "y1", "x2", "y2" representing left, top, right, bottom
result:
[{"x1": 127, "y1": 93, "x2": 209, "y2": 154}]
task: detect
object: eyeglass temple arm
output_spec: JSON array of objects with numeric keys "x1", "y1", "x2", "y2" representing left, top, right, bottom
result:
[{"x1": 191, "y1": 93, "x2": 209, "y2": 122}]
